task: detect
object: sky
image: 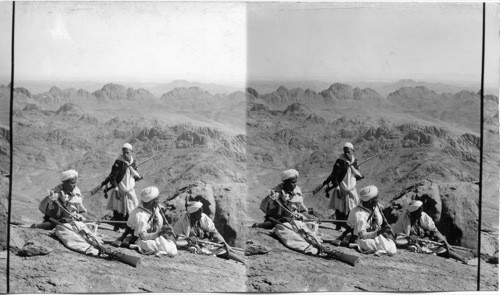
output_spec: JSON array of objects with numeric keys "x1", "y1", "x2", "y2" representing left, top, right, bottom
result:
[
  {"x1": 0, "y1": 2, "x2": 498, "y2": 88},
  {"x1": 0, "y1": 2, "x2": 12, "y2": 84},
  {"x1": 7, "y1": 2, "x2": 246, "y2": 87},
  {"x1": 248, "y1": 2, "x2": 499, "y2": 87}
]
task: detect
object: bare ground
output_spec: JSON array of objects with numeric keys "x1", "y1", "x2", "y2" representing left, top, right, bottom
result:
[
  {"x1": 8, "y1": 195, "x2": 246, "y2": 293},
  {"x1": 246, "y1": 225, "x2": 498, "y2": 292}
]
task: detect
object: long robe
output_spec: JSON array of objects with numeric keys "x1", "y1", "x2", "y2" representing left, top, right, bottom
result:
[
  {"x1": 325, "y1": 154, "x2": 361, "y2": 213},
  {"x1": 127, "y1": 205, "x2": 177, "y2": 256},
  {"x1": 273, "y1": 220, "x2": 321, "y2": 255},
  {"x1": 347, "y1": 205, "x2": 396, "y2": 255},
  {"x1": 40, "y1": 185, "x2": 87, "y2": 222},
  {"x1": 392, "y1": 211, "x2": 445, "y2": 254},
  {"x1": 173, "y1": 212, "x2": 221, "y2": 239},
  {"x1": 260, "y1": 184, "x2": 308, "y2": 220},
  {"x1": 106, "y1": 155, "x2": 139, "y2": 214}
]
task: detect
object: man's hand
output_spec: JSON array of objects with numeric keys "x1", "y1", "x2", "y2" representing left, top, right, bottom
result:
[
  {"x1": 70, "y1": 213, "x2": 83, "y2": 221},
  {"x1": 408, "y1": 235, "x2": 419, "y2": 244},
  {"x1": 158, "y1": 225, "x2": 173, "y2": 236},
  {"x1": 355, "y1": 175, "x2": 364, "y2": 181},
  {"x1": 134, "y1": 176, "x2": 144, "y2": 182}
]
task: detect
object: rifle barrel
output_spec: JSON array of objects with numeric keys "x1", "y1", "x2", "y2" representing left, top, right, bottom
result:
[
  {"x1": 83, "y1": 220, "x2": 127, "y2": 224},
  {"x1": 137, "y1": 154, "x2": 160, "y2": 167},
  {"x1": 303, "y1": 219, "x2": 347, "y2": 223},
  {"x1": 357, "y1": 153, "x2": 380, "y2": 166}
]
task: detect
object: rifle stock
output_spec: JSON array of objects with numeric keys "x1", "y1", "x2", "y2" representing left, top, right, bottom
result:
[
  {"x1": 312, "y1": 184, "x2": 324, "y2": 195},
  {"x1": 101, "y1": 247, "x2": 142, "y2": 268}
]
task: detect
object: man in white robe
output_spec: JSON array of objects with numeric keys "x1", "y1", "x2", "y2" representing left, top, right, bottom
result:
[
  {"x1": 33, "y1": 169, "x2": 90, "y2": 229},
  {"x1": 347, "y1": 185, "x2": 396, "y2": 256},
  {"x1": 392, "y1": 200, "x2": 469, "y2": 263},
  {"x1": 127, "y1": 186, "x2": 177, "y2": 257},
  {"x1": 173, "y1": 201, "x2": 225, "y2": 244},
  {"x1": 105, "y1": 143, "x2": 141, "y2": 229},
  {"x1": 322, "y1": 142, "x2": 363, "y2": 229}
]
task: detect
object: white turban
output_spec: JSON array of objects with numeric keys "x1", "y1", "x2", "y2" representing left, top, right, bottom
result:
[
  {"x1": 359, "y1": 185, "x2": 378, "y2": 202},
  {"x1": 122, "y1": 143, "x2": 133, "y2": 151},
  {"x1": 344, "y1": 142, "x2": 354, "y2": 150},
  {"x1": 140, "y1": 186, "x2": 159, "y2": 203},
  {"x1": 281, "y1": 169, "x2": 299, "y2": 182},
  {"x1": 60, "y1": 170, "x2": 78, "y2": 182},
  {"x1": 187, "y1": 201, "x2": 203, "y2": 213},
  {"x1": 407, "y1": 200, "x2": 423, "y2": 212}
]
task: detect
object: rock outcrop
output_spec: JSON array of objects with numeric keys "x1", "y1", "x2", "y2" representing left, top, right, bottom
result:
[{"x1": 386, "y1": 180, "x2": 479, "y2": 250}]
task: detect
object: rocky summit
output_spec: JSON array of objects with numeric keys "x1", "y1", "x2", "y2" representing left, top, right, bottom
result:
[{"x1": 2, "y1": 80, "x2": 498, "y2": 292}]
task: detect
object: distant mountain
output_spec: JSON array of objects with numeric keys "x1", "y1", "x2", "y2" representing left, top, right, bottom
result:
[
  {"x1": 135, "y1": 80, "x2": 243, "y2": 97},
  {"x1": 31, "y1": 83, "x2": 157, "y2": 104},
  {"x1": 249, "y1": 83, "x2": 383, "y2": 106},
  {"x1": 320, "y1": 83, "x2": 383, "y2": 101},
  {"x1": 160, "y1": 86, "x2": 245, "y2": 110},
  {"x1": 249, "y1": 79, "x2": 497, "y2": 97},
  {"x1": 14, "y1": 79, "x2": 243, "y2": 98},
  {"x1": 15, "y1": 80, "x2": 107, "y2": 95},
  {"x1": 352, "y1": 79, "x2": 497, "y2": 98},
  {"x1": 247, "y1": 80, "x2": 333, "y2": 95}
]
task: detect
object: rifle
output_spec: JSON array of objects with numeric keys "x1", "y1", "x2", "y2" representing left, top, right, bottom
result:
[
  {"x1": 269, "y1": 217, "x2": 361, "y2": 266},
  {"x1": 181, "y1": 236, "x2": 245, "y2": 264},
  {"x1": 90, "y1": 154, "x2": 160, "y2": 196},
  {"x1": 312, "y1": 153, "x2": 380, "y2": 195},
  {"x1": 50, "y1": 218, "x2": 142, "y2": 267},
  {"x1": 83, "y1": 220, "x2": 127, "y2": 225},
  {"x1": 187, "y1": 237, "x2": 245, "y2": 253},
  {"x1": 303, "y1": 219, "x2": 347, "y2": 223}
]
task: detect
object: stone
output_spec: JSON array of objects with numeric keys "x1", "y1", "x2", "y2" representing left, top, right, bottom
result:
[{"x1": 17, "y1": 241, "x2": 53, "y2": 257}]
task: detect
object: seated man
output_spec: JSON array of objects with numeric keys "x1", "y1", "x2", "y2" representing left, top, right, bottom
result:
[
  {"x1": 346, "y1": 185, "x2": 396, "y2": 256},
  {"x1": 173, "y1": 201, "x2": 244, "y2": 263},
  {"x1": 173, "y1": 201, "x2": 224, "y2": 247},
  {"x1": 392, "y1": 200, "x2": 469, "y2": 264},
  {"x1": 33, "y1": 169, "x2": 90, "y2": 229},
  {"x1": 256, "y1": 169, "x2": 314, "y2": 229},
  {"x1": 127, "y1": 186, "x2": 177, "y2": 257},
  {"x1": 257, "y1": 169, "x2": 321, "y2": 255},
  {"x1": 30, "y1": 169, "x2": 101, "y2": 256}
]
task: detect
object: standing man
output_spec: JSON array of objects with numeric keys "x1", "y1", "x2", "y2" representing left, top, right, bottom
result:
[
  {"x1": 346, "y1": 185, "x2": 396, "y2": 255},
  {"x1": 104, "y1": 143, "x2": 142, "y2": 229},
  {"x1": 322, "y1": 142, "x2": 363, "y2": 229}
]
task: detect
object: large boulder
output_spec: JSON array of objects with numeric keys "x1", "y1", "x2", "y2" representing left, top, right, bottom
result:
[
  {"x1": 164, "y1": 182, "x2": 246, "y2": 247},
  {"x1": 386, "y1": 179, "x2": 442, "y2": 224},
  {"x1": 386, "y1": 180, "x2": 479, "y2": 250},
  {"x1": 165, "y1": 181, "x2": 216, "y2": 221},
  {"x1": 437, "y1": 182, "x2": 479, "y2": 250},
  {"x1": 213, "y1": 184, "x2": 246, "y2": 247}
]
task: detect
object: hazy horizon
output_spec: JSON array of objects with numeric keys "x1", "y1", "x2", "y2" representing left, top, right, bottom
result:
[
  {"x1": 248, "y1": 2, "x2": 499, "y2": 89},
  {"x1": 2, "y1": 77, "x2": 498, "y2": 98},
  {"x1": 0, "y1": 2, "x2": 498, "y2": 91},
  {"x1": 6, "y1": 2, "x2": 246, "y2": 87}
]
